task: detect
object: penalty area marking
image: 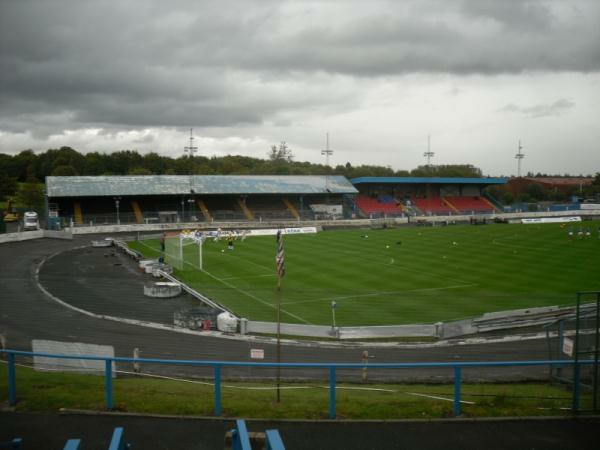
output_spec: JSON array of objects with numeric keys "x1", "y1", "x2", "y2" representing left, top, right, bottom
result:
[
  {"x1": 220, "y1": 273, "x2": 277, "y2": 281},
  {"x1": 135, "y1": 238, "x2": 310, "y2": 324},
  {"x1": 200, "y1": 268, "x2": 312, "y2": 325}
]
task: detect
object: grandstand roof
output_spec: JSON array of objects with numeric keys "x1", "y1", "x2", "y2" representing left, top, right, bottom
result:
[
  {"x1": 46, "y1": 175, "x2": 358, "y2": 197},
  {"x1": 350, "y1": 177, "x2": 507, "y2": 185}
]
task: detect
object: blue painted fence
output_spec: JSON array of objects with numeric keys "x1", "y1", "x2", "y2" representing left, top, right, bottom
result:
[{"x1": 1, "y1": 350, "x2": 594, "y2": 419}]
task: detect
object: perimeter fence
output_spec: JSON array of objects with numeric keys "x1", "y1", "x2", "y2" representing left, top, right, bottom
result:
[{"x1": 1, "y1": 350, "x2": 596, "y2": 419}]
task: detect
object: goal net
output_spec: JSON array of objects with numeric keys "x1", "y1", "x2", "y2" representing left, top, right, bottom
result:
[{"x1": 165, "y1": 234, "x2": 202, "y2": 271}]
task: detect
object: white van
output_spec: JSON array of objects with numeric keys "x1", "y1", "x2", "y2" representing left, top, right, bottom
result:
[{"x1": 23, "y1": 211, "x2": 39, "y2": 231}]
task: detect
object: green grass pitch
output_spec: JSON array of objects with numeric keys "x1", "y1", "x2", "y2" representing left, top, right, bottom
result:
[{"x1": 129, "y1": 222, "x2": 600, "y2": 326}]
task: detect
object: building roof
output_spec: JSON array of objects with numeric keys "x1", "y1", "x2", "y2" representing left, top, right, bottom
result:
[
  {"x1": 46, "y1": 175, "x2": 358, "y2": 197},
  {"x1": 350, "y1": 177, "x2": 507, "y2": 185},
  {"x1": 521, "y1": 177, "x2": 593, "y2": 186}
]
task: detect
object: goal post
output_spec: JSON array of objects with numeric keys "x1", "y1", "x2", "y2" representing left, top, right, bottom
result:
[{"x1": 165, "y1": 234, "x2": 203, "y2": 271}]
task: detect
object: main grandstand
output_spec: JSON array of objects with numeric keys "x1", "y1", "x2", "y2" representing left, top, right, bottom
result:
[{"x1": 45, "y1": 175, "x2": 358, "y2": 226}]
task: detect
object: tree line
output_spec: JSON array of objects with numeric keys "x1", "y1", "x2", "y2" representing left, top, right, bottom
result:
[
  {"x1": 0, "y1": 144, "x2": 484, "y2": 190},
  {"x1": 4, "y1": 145, "x2": 596, "y2": 208}
]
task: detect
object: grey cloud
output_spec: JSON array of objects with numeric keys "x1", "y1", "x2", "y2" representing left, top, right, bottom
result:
[
  {"x1": 0, "y1": 0, "x2": 598, "y2": 137},
  {"x1": 459, "y1": 0, "x2": 555, "y2": 32},
  {"x1": 133, "y1": 134, "x2": 155, "y2": 144},
  {"x1": 498, "y1": 98, "x2": 576, "y2": 118}
]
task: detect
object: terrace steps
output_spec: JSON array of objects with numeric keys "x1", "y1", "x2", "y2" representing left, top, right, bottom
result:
[
  {"x1": 283, "y1": 197, "x2": 300, "y2": 219},
  {"x1": 237, "y1": 198, "x2": 254, "y2": 220},
  {"x1": 131, "y1": 200, "x2": 144, "y2": 223},
  {"x1": 482, "y1": 197, "x2": 499, "y2": 212},
  {"x1": 196, "y1": 199, "x2": 212, "y2": 221},
  {"x1": 443, "y1": 198, "x2": 460, "y2": 213},
  {"x1": 73, "y1": 201, "x2": 83, "y2": 224}
]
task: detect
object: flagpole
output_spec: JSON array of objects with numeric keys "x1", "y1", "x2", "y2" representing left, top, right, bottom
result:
[
  {"x1": 276, "y1": 275, "x2": 281, "y2": 403},
  {"x1": 275, "y1": 229, "x2": 285, "y2": 404}
]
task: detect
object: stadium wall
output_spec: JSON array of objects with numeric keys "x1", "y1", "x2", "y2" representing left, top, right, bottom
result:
[
  {"x1": 58, "y1": 208, "x2": 600, "y2": 234},
  {"x1": 0, "y1": 229, "x2": 72, "y2": 243},
  {"x1": 247, "y1": 303, "x2": 586, "y2": 340},
  {"x1": 246, "y1": 321, "x2": 437, "y2": 339}
]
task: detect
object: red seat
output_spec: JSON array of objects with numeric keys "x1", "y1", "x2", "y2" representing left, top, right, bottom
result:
[
  {"x1": 446, "y1": 196, "x2": 494, "y2": 213},
  {"x1": 412, "y1": 197, "x2": 452, "y2": 214},
  {"x1": 356, "y1": 196, "x2": 403, "y2": 215}
]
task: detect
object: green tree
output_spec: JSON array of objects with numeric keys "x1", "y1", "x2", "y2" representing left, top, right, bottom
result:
[
  {"x1": 128, "y1": 167, "x2": 153, "y2": 175},
  {"x1": 143, "y1": 152, "x2": 166, "y2": 174},
  {"x1": 0, "y1": 172, "x2": 18, "y2": 200},
  {"x1": 12, "y1": 150, "x2": 37, "y2": 181},
  {"x1": 501, "y1": 191, "x2": 514, "y2": 205},
  {"x1": 525, "y1": 183, "x2": 547, "y2": 201},
  {"x1": 51, "y1": 165, "x2": 79, "y2": 176},
  {"x1": 267, "y1": 142, "x2": 294, "y2": 162},
  {"x1": 83, "y1": 152, "x2": 109, "y2": 175},
  {"x1": 17, "y1": 183, "x2": 44, "y2": 210}
]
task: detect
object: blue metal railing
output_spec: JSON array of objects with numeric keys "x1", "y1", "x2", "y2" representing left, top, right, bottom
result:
[{"x1": 1, "y1": 349, "x2": 594, "y2": 419}]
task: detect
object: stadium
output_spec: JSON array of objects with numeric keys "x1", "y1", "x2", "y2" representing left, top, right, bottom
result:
[
  {"x1": 2, "y1": 173, "x2": 600, "y2": 448},
  {"x1": 42, "y1": 174, "x2": 600, "y2": 331}
]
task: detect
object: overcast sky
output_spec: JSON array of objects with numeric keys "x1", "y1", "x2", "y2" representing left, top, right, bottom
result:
[{"x1": 1, "y1": 0, "x2": 599, "y2": 176}]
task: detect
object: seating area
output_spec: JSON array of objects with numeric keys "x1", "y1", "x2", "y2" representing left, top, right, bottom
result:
[
  {"x1": 246, "y1": 195, "x2": 296, "y2": 220},
  {"x1": 356, "y1": 195, "x2": 403, "y2": 217},
  {"x1": 446, "y1": 196, "x2": 495, "y2": 213},
  {"x1": 412, "y1": 197, "x2": 453, "y2": 215},
  {"x1": 410, "y1": 196, "x2": 496, "y2": 215}
]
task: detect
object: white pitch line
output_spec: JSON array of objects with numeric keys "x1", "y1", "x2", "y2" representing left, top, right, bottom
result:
[
  {"x1": 283, "y1": 284, "x2": 477, "y2": 306},
  {"x1": 329, "y1": 284, "x2": 477, "y2": 301},
  {"x1": 216, "y1": 247, "x2": 275, "y2": 274},
  {"x1": 296, "y1": 238, "x2": 472, "y2": 285},
  {"x1": 135, "y1": 239, "x2": 309, "y2": 323},
  {"x1": 220, "y1": 274, "x2": 277, "y2": 281},
  {"x1": 201, "y1": 269, "x2": 312, "y2": 325}
]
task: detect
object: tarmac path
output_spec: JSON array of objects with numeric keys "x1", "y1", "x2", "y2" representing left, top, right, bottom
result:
[
  {"x1": 2, "y1": 412, "x2": 599, "y2": 450},
  {"x1": 0, "y1": 234, "x2": 558, "y2": 382}
]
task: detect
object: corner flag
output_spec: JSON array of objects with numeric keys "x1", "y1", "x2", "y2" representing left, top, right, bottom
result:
[{"x1": 276, "y1": 230, "x2": 285, "y2": 279}]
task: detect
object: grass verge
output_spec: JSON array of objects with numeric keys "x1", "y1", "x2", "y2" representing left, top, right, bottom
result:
[{"x1": 0, "y1": 363, "x2": 582, "y2": 420}]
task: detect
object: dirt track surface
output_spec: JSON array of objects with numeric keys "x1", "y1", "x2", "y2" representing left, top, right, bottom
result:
[{"x1": 1, "y1": 234, "x2": 557, "y2": 381}]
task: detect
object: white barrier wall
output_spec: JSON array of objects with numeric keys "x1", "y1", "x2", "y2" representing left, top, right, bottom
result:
[
  {"x1": 32, "y1": 339, "x2": 115, "y2": 376},
  {"x1": 246, "y1": 321, "x2": 436, "y2": 339},
  {"x1": 0, "y1": 230, "x2": 44, "y2": 243},
  {"x1": 0, "y1": 229, "x2": 72, "y2": 243}
]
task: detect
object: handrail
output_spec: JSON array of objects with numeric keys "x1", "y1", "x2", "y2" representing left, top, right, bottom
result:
[
  {"x1": 0, "y1": 349, "x2": 588, "y2": 368},
  {"x1": 2, "y1": 349, "x2": 594, "y2": 419}
]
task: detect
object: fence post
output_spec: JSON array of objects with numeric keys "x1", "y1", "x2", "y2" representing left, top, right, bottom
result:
[
  {"x1": 572, "y1": 361, "x2": 580, "y2": 412},
  {"x1": 105, "y1": 359, "x2": 113, "y2": 410},
  {"x1": 454, "y1": 366, "x2": 462, "y2": 416},
  {"x1": 214, "y1": 365, "x2": 222, "y2": 417},
  {"x1": 8, "y1": 352, "x2": 16, "y2": 406},
  {"x1": 329, "y1": 366, "x2": 336, "y2": 419}
]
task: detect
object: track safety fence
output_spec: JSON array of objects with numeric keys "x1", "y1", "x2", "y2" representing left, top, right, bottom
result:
[{"x1": 1, "y1": 350, "x2": 595, "y2": 419}]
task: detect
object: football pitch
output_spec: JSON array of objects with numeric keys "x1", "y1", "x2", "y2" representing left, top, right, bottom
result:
[{"x1": 129, "y1": 222, "x2": 600, "y2": 326}]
